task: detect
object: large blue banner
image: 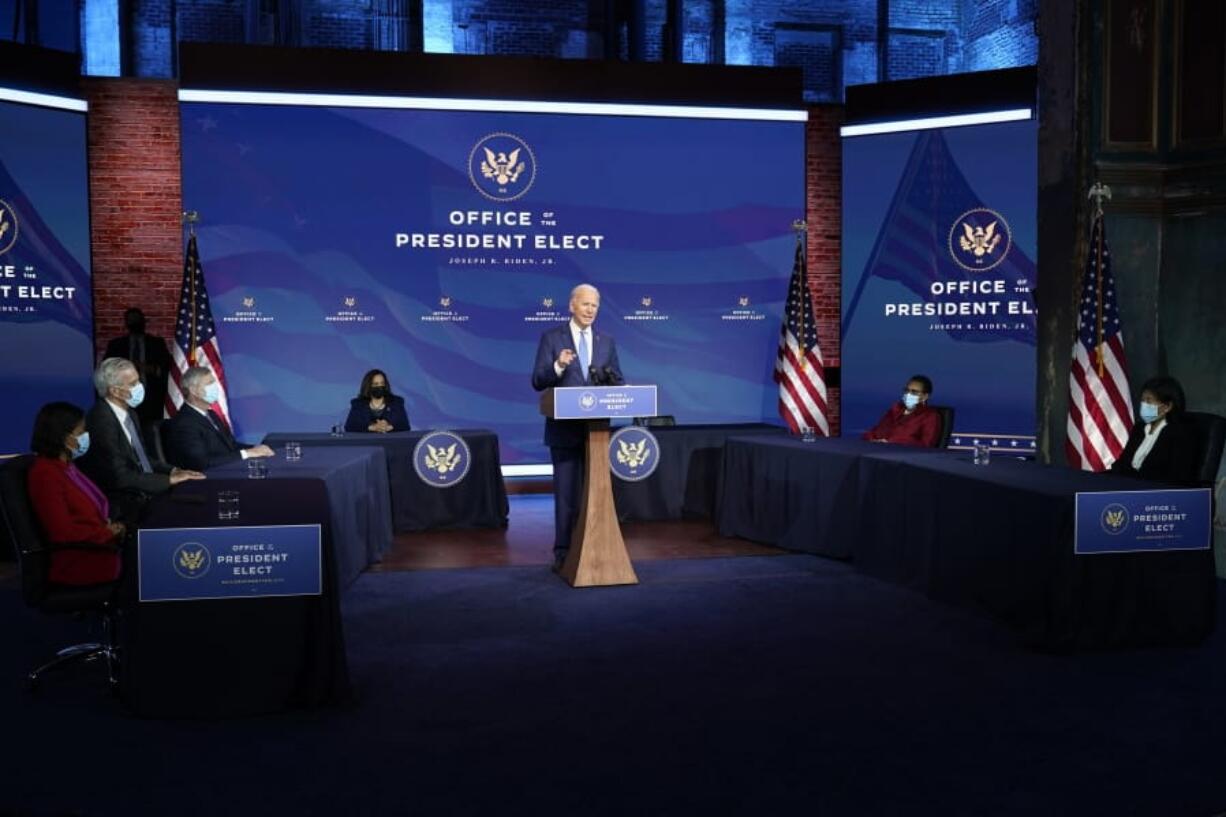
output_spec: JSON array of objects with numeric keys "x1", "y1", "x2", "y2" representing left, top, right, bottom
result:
[
  {"x1": 138, "y1": 524, "x2": 323, "y2": 601},
  {"x1": 0, "y1": 97, "x2": 94, "y2": 454},
  {"x1": 1074, "y1": 489, "x2": 1211, "y2": 554},
  {"x1": 841, "y1": 120, "x2": 1037, "y2": 452},
  {"x1": 179, "y1": 101, "x2": 802, "y2": 465}
]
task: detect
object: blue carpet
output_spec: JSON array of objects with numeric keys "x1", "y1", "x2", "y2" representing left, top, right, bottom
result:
[{"x1": 2, "y1": 554, "x2": 1225, "y2": 816}]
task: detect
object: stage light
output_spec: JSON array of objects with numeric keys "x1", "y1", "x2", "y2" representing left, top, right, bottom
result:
[
  {"x1": 0, "y1": 87, "x2": 88, "y2": 112},
  {"x1": 839, "y1": 108, "x2": 1032, "y2": 137},
  {"x1": 177, "y1": 89, "x2": 808, "y2": 122}
]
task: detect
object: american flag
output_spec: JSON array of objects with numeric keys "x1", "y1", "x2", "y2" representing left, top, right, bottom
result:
[
  {"x1": 1066, "y1": 214, "x2": 1132, "y2": 470},
  {"x1": 774, "y1": 240, "x2": 829, "y2": 436},
  {"x1": 166, "y1": 234, "x2": 232, "y2": 428}
]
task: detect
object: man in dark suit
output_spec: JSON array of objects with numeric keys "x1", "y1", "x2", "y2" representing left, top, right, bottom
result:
[
  {"x1": 77, "y1": 357, "x2": 204, "y2": 523},
  {"x1": 103, "y1": 307, "x2": 173, "y2": 428},
  {"x1": 163, "y1": 366, "x2": 274, "y2": 472},
  {"x1": 532, "y1": 284, "x2": 624, "y2": 570}
]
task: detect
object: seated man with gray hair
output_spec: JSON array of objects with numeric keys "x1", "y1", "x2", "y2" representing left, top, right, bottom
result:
[
  {"x1": 163, "y1": 366, "x2": 274, "y2": 472},
  {"x1": 78, "y1": 357, "x2": 204, "y2": 522}
]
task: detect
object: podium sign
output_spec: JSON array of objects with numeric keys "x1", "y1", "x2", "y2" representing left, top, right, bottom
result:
[{"x1": 544, "y1": 385, "x2": 658, "y2": 420}]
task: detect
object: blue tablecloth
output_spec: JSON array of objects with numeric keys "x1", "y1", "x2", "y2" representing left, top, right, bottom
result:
[
  {"x1": 612, "y1": 423, "x2": 787, "y2": 522},
  {"x1": 126, "y1": 476, "x2": 352, "y2": 718},
  {"x1": 209, "y1": 445, "x2": 394, "y2": 588},
  {"x1": 263, "y1": 431, "x2": 508, "y2": 533},
  {"x1": 717, "y1": 436, "x2": 1216, "y2": 649}
]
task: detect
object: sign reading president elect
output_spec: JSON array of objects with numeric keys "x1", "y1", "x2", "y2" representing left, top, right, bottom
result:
[
  {"x1": 1074, "y1": 489, "x2": 1211, "y2": 555},
  {"x1": 138, "y1": 525, "x2": 322, "y2": 602},
  {"x1": 609, "y1": 426, "x2": 660, "y2": 482},
  {"x1": 413, "y1": 430, "x2": 472, "y2": 487}
]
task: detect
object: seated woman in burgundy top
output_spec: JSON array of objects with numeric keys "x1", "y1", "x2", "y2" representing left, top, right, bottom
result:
[
  {"x1": 862, "y1": 374, "x2": 942, "y2": 448},
  {"x1": 27, "y1": 402, "x2": 125, "y2": 586}
]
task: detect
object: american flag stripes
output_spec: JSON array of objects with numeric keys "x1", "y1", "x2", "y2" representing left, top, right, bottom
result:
[
  {"x1": 166, "y1": 234, "x2": 232, "y2": 428},
  {"x1": 1066, "y1": 213, "x2": 1132, "y2": 470},
  {"x1": 774, "y1": 240, "x2": 830, "y2": 436}
]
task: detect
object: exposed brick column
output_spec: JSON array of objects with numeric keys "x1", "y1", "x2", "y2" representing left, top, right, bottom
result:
[
  {"x1": 84, "y1": 78, "x2": 183, "y2": 360},
  {"x1": 806, "y1": 104, "x2": 842, "y2": 435}
]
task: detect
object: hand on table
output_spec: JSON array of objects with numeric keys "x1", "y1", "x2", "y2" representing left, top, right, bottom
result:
[
  {"x1": 247, "y1": 444, "x2": 275, "y2": 458},
  {"x1": 169, "y1": 467, "x2": 206, "y2": 485}
]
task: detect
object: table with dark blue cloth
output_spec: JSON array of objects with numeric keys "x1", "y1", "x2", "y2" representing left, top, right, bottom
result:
[
  {"x1": 717, "y1": 436, "x2": 1216, "y2": 649},
  {"x1": 612, "y1": 423, "x2": 787, "y2": 522},
  {"x1": 123, "y1": 475, "x2": 352, "y2": 718},
  {"x1": 263, "y1": 430, "x2": 509, "y2": 533},
  {"x1": 215, "y1": 445, "x2": 394, "y2": 587}
]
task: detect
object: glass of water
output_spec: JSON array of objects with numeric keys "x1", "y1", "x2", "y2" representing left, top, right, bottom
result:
[
  {"x1": 330, "y1": 423, "x2": 345, "y2": 437},
  {"x1": 973, "y1": 443, "x2": 991, "y2": 466},
  {"x1": 247, "y1": 458, "x2": 268, "y2": 479},
  {"x1": 284, "y1": 441, "x2": 302, "y2": 462},
  {"x1": 217, "y1": 490, "x2": 240, "y2": 521},
  {"x1": 801, "y1": 427, "x2": 816, "y2": 443}
]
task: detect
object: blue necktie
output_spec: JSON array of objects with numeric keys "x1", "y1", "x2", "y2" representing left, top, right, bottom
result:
[
  {"x1": 578, "y1": 330, "x2": 591, "y2": 381},
  {"x1": 123, "y1": 411, "x2": 153, "y2": 473}
]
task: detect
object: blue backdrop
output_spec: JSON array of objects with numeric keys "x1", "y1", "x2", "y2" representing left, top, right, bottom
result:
[
  {"x1": 0, "y1": 98, "x2": 94, "y2": 455},
  {"x1": 841, "y1": 120, "x2": 1038, "y2": 451},
  {"x1": 179, "y1": 102, "x2": 803, "y2": 464}
]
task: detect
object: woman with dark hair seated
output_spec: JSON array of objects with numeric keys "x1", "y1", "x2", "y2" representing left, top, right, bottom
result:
[
  {"x1": 1110, "y1": 375, "x2": 1200, "y2": 485},
  {"x1": 344, "y1": 369, "x2": 410, "y2": 434},
  {"x1": 26, "y1": 402, "x2": 125, "y2": 585}
]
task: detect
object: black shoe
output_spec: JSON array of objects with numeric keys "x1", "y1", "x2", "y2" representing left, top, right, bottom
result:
[{"x1": 551, "y1": 553, "x2": 567, "y2": 572}]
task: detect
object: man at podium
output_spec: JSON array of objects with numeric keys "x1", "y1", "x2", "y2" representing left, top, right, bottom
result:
[{"x1": 532, "y1": 283, "x2": 624, "y2": 569}]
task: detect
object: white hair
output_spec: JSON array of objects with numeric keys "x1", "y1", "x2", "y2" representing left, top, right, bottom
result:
[
  {"x1": 181, "y1": 366, "x2": 212, "y2": 394},
  {"x1": 570, "y1": 283, "x2": 600, "y2": 302},
  {"x1": 94, "y1": 357, "x2": 136, "y2": 397}
]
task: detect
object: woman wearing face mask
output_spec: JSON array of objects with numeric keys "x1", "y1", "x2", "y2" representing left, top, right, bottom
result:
[
  {"x1": 344, "y1": 369, "x2": 411, "y2": 434},
  {"x1": 26, "y1": 402, "x2": 125, "y2": 585},
  {"x1": 1109, "y1": 375, "x2": 1200, "y2": 485},
  {"x1": 862, "y1": 374, "x2": 942, "y2": 447}
]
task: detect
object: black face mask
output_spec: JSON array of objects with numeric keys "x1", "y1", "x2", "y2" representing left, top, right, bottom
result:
[{"x1": 370, "y1": 386, "x2": 388, "y2": 399}]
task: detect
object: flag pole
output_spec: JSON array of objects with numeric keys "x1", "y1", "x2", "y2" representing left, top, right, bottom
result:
[
  {"x1": 1087, "y1": 183, "x2": 1111, "y2": 377},
  {"x1": 182, "y1": 210, "x2": 200, "y2": 365},
  {"x1": 792, "y1": 219, "x2": 807, "y2": 371}
]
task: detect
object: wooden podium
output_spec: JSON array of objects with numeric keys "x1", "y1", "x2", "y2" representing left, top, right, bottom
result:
[{"x1": 539, "y1": 386, "x2": 657, "y2": 588}]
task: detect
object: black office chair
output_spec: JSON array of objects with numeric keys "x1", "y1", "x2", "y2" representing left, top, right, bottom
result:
[
  {"x1": 0, "y1": 456, "x2": 120, "y2": 691},
  {"x1": 633, "y1": 415, "x2": 676, "y2": 427},
  {"x1": 148, "y1": 419, "x2": 167, "y2": 465},
  {"x1": 1185, "y1": 411, "x2": 1226, "y2": 488},
  {"x1": 929, "y1": 405, "x2": 956, "y2": 448}
]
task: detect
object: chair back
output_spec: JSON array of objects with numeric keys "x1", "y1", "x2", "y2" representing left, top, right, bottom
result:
[
  {"x1": 929, "y1": 405, "x2": 956, "y2": 448},
  {"x1": 0, "y1": 455, "x2": 51, "y2": 608},
  {"x1": 1184, "y1": 411, "x2": 1226, "y2": 487},
  {"x1": 633, "y1": 415, "x2": 677, "y2": 428},
  {"x1": 149, "y1": 419, "x2": 167, "y2": 465}
]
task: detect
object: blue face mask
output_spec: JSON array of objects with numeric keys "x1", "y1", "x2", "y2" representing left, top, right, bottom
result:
[
  {"x1": 125, "y1": 381, "x2": 145, "y2": 409},
  {"x1": 70, "y1": 432, "x2": 90, "y2": 459},
  {"x1": 1139, "y1": 402, "x2": 1160, "y2": 424},
  {"x1": 902, "y1": 393, "x2": 921, "y2": 410},
  {"x1": 202, "y1": 382, "x2": 221, "y2": 405}
]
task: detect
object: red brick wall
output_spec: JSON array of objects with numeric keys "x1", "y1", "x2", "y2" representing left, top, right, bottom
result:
[
  {"x1": 806, "y1": 104, "x2": 842, "y2": 434},
  {"x1": 85, "y1": 78, "x2": 183, "y2": 361}
]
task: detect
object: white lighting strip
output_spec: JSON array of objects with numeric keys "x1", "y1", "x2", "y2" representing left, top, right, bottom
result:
[
  {"x1": 502, "y1": 464, "x2": 553, "y2": 478},
  {"x1": 178, "y1": 88, "x2": 808, "y2": 122},
  {"x1": 839, "y1": 107, "x2": 1032, "y2": 137},
  {"x1": 0, "y1": 86, "x2": 88, "y2": 112}
]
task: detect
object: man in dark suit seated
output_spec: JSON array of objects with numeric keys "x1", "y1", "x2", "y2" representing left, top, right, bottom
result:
[
  {"x1": 862, "y1": 374, "x2": 942, "y2": 448},
  {"x1": 102, "y1": 308, "x2": 172, "y2": 429},
  {"x1": 77, "y1": 357, "x2": 205, "y2": 523},
  {"x1": 163, "y1": 366, "x2": 275, "y2": 472},
  {"x1": 532, "y1": 283, "x2": 624, "y2": 570}
]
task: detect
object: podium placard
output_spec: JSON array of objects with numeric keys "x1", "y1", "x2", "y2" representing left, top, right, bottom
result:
[
  {"x1": 541, "y1": 385, "x2": 658, "y2": 421},
  {"x1": 539, "y1": 385, "x2": 658, "y2": 588}
]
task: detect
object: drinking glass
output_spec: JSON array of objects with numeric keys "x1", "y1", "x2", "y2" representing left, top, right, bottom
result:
[{"x1": 217, "y1": 490, "x2": 240, "y2": 521}]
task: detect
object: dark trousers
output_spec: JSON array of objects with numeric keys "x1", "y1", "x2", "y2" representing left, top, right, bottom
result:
[{"x1": 550, "y1": 445, "x2": 585, "y2": 560}]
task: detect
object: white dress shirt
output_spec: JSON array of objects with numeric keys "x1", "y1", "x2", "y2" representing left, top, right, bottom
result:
[
  {"x1": 554, "y1": 320, "x2": 593, "y2": 377},
  {"x1": 1130, "y1": 418, "x2": 1167, "y2": 470},
  {"x1": 106, "y1": 400, "x2": 138, "y2": 447}
]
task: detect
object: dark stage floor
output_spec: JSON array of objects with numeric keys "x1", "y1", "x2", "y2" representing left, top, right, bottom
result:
[{"x1": 3, "y1": 496, "x2": 1225, "y2": 816}]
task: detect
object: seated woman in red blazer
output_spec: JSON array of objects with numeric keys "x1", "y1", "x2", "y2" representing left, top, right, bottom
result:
[
  {"x1": 862, "y1": 374, "x2": 942, "y2": 448},
  {"x1": 27, "y1": 402, "x2": 125, "y2": 586}
]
